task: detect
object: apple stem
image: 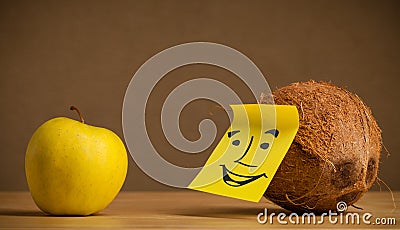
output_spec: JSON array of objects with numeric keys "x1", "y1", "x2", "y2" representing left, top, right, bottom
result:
[{"x1": 70, "y1": 106, "x2": 85, "y2": 124}]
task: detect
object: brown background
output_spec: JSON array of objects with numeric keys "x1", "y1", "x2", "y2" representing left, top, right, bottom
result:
[{"x1": 0, "y1": 0, "x2": 399, "y2": 191}]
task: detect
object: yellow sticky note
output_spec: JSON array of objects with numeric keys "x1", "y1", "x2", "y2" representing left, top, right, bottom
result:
[{"x1": 188, "y1": 104, "x2": 299, "y2": 202}]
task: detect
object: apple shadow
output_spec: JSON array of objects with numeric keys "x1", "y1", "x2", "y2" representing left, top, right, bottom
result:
[
  {"x1": 0, "y1": 208, "x2": 106, "y2": 217},
  {"x1": 173, "y1": 206, "x2": 292, "y2": 219},
  {"x1": 0, "y1": 208, "x2": 46, "y2": 217}
]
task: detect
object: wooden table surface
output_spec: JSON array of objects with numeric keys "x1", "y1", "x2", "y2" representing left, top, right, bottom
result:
[{"x1": 0, "y1": 191, "x2": 398, "y2": 229}]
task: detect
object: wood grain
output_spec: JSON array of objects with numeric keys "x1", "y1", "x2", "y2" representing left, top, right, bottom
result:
[{"x1": 0, "y1": 191, "x2": 398, "y2": 229}]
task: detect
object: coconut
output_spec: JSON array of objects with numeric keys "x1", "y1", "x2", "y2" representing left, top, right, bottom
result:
[{"x1": 261, "y1": 81, "x2": 382, "y2": 213}]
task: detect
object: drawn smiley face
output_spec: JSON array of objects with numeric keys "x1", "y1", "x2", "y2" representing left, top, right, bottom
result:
[
  {"x1": 220, "y1": 129, "x2": 279, "y2": 187},
  {"x1": 188, "y1": 104, "x2": 299, "y2": 202}
]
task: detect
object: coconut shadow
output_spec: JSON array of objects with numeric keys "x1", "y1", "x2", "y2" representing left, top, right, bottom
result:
[{"x1": 173, "y1": 206, "x2": 292, "y2": 219}]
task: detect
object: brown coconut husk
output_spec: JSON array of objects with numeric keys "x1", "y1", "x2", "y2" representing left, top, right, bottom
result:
[{"x1": 261, "y1": 81, "x2": 382, "y2": 213}]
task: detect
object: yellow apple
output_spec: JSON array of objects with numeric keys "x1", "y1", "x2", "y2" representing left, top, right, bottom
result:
[{"x1": 25, "y1": 106, "x2": 128, "y2": 216}]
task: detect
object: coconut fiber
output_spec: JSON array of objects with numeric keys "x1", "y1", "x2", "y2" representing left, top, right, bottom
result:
[{"x1": 261, "y1": 81, "x2": 382, "y2": 213}]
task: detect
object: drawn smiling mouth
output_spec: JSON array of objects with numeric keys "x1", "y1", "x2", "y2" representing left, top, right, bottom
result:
[{"x1": 220, "y1": 164, "x2": 267, "y2": 187}]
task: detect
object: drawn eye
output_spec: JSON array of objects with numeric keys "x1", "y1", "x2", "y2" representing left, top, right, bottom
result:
[
  {"x1": 260, "y1": 143, "x2": 269, "y2": 150},
  {"x1": 232, "y1": 140, "x2": 240, "y2": 146}
]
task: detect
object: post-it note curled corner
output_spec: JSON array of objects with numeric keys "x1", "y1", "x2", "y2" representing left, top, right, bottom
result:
[{"x1": 188, "y1": 104, "x2": 299, "y2": 202}]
